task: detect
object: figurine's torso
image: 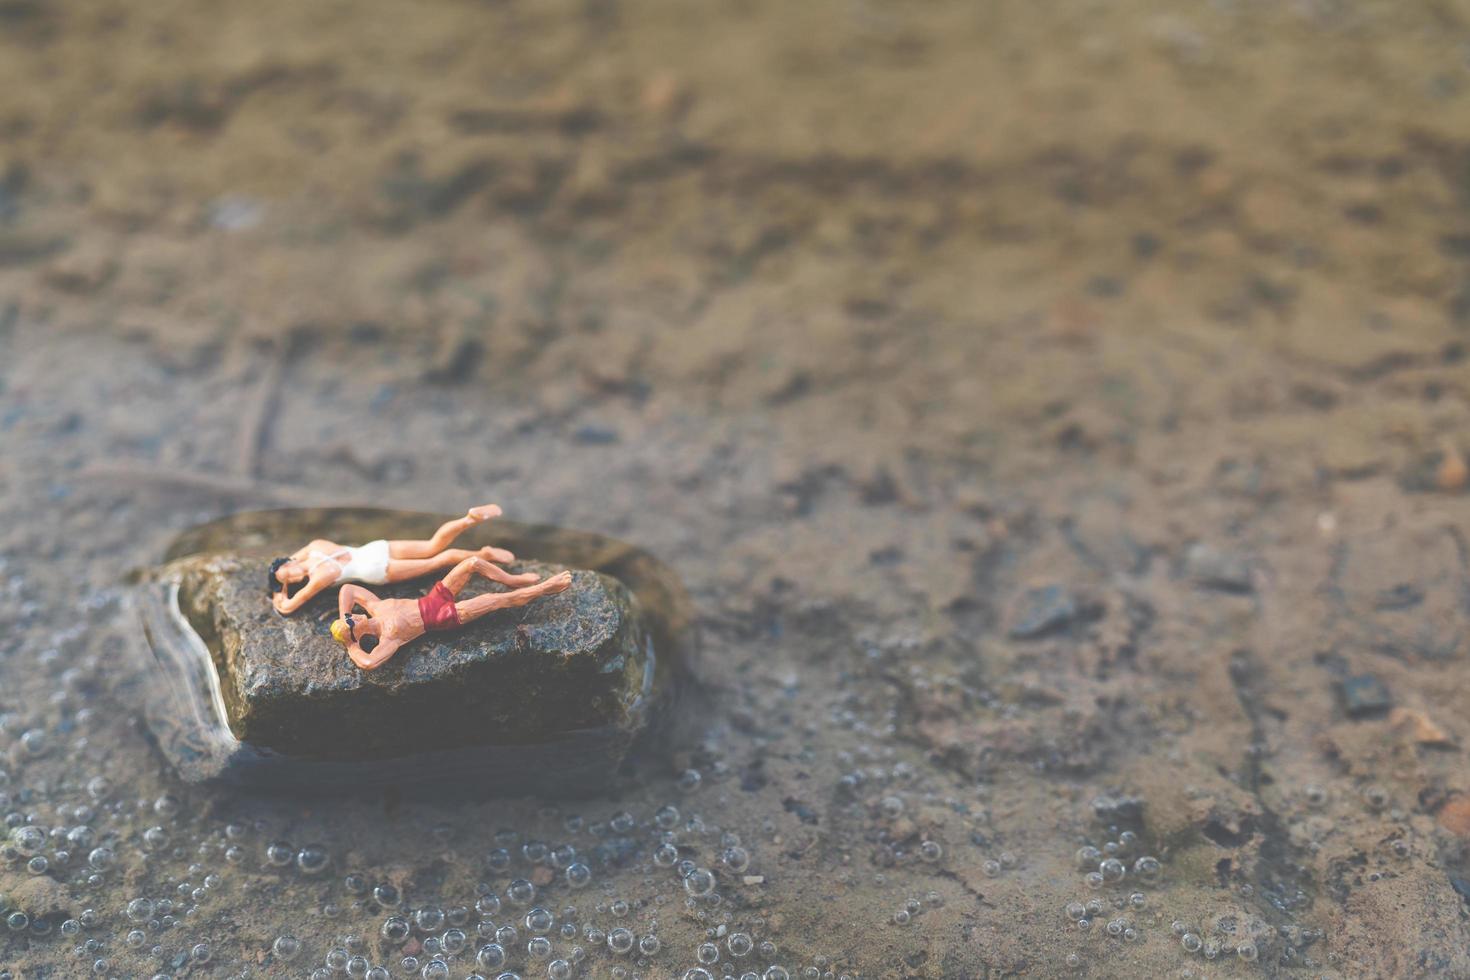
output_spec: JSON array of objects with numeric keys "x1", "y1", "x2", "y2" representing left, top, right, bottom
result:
[{"x1": 369, "y1": 597, "x2": 427, "y2": 641}]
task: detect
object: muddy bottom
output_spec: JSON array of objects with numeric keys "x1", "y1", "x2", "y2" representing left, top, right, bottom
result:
[{"x1": 1, "y1": 2, "x2": 1469, "y2": 978}]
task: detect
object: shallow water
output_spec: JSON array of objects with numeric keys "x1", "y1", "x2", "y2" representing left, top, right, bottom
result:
[{"x1": 2, "y1": 2, "x2": 1470, "y2": 978}]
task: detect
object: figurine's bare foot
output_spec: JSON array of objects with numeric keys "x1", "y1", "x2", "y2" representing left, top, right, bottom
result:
[
  {"x1": 467, "y1": 504, "x2": 502, "y2": 524},
  {"x1": 478, "y1": 545, "x2": 516, "y2": 564},
  {"x1": 541, "y1": 571, "x2": 573, "y2": 594}
]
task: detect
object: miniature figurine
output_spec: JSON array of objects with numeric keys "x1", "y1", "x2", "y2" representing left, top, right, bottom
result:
[
  {"x1": 268, "y1": 505, "x2": 515, "y2": 615},
  {"x1": 329, "y1": 557, "x2": 574, "y2": 670}
]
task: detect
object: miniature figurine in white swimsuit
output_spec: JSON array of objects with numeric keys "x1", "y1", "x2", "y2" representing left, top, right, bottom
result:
[{"x1": 268, "y1": 505, "x2": 515, "y2": 615}]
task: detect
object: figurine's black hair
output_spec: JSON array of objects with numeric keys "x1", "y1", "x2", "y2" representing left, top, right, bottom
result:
[
  {"x1": 360, "y1": 635, "x2": 379, "y2": 653},
  {"x1": 267, "y1": 557, "x2": 290, "y2": 593}
]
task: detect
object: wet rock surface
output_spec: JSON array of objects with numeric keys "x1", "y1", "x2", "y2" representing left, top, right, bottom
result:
[{"x1": 170, "y1": 555, "x2": 649, "y2": 759}]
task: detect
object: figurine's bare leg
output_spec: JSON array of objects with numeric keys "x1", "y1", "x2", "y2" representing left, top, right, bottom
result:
[
  {"x1": 384, "y1": 547, "x2": 520, "y2": 584},
  {"x1": 439, "y1": 556, "x2": 541, "y2": 596},
  {"x1": 453, "y1": 571, "x2": 573, "y2": 624},
  {"x1": 387, "y1": 505, "x2": 504, "y2": 560}
]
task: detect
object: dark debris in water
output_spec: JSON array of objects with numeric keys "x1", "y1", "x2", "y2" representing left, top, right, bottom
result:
[{"x1": 1338, "y1": 674, "x2": 1393, "y2": 719}]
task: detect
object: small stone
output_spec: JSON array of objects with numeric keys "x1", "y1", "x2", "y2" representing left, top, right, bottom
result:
[
  {"x1": 1389, "y1": 707, "x2": 1453, "y2": 746},
  {"x1": 573, "y1": 425, "x2": 619, "y2": 445},
  {"x1": 1436, "y1": 445, "x2": 1468, "y2": 493},
  {"x1": 1006, "y1": 585, "x2": 1083, "y2": 639},
  {"x1": 1339, "y1": 675, "x2": 1392, "y2": 719},
  {"x1": 742, "y1": 875, "x2": 765, "y2": 885},
  {"x1": 1437, "y1": 796, "x2": 1470, "y2": 838},
  {"x1": 1185, "y1": 543, "x2": 1254, "y2": 594},
  {"x1": 42, "y1": 243, "x2": 117, "y2": 294},
  {"x1": 0, "y1": 873, "x2": 73, "y2": 917},
  {"x1": 1091, "y1": 795, "x2": 1146, "y2": 832}
]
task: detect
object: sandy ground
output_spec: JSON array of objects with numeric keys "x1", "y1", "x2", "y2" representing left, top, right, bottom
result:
[{"x1": 1, "y1": 1, "x2": 1469, "y2": 977}]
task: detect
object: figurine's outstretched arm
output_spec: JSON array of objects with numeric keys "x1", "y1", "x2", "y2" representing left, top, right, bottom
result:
[
  {"x1": 440, "y1": 556, "x2": 541, "y2": 596},
  {"x1": 337, "y1": 584, "x2": 380, "y2": 616},
  {"x1": 349, "y1": 636, "x2": 402, "y2": 671},
  {"x1": 274, "y1": 575, "x2": 332, "y2": 615},
  {"x1": 388, "y1": 504, "x2": 504, "y2": 560}
]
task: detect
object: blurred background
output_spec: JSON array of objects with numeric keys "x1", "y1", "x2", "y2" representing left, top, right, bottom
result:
[{"x1": 1, "y1": 2, "x2": 1469, "y2": 977}]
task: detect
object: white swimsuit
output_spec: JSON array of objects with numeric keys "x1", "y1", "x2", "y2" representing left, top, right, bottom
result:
[{"x1": 306, "y1": 539, "x2": 392, "y2": 585}]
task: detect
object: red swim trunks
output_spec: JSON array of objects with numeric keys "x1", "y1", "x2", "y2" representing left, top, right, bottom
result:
[{"x1": 417, "y1": 582, "x2": 461, "y2": 631}]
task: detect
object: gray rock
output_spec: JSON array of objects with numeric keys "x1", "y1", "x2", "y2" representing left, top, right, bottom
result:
[
  {"x1": 1339, "y1": 674, "x2": 1392, "y2": 719},
  {"x1": 1007, "y1": 585, "x2": 1095, "y2": 639},
  {"x1": 171, "y1": 554, "x2": 651, "y2": 761},
  {"x1": 1185, "y1": 543, "x2": 1255, "y2": 594}
]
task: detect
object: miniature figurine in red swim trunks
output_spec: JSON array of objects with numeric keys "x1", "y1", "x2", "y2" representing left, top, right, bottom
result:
[{"x1": 329, "y1": 556, "x2": 573, "y2": 671}]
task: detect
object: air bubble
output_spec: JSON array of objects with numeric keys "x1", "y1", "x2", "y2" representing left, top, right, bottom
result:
[
  {"x1": 684, "y1": 867, "x2": 716, "y2": 897},
  {"x1": 297, "y1": 846, "x2": 330, "y2": 875},
  {"x1": 1133, "y1": 856, "x2": 1161, "y2": 882},
  {"x1": 11, "y1": 826, "x2": 44, "y2": 856}
]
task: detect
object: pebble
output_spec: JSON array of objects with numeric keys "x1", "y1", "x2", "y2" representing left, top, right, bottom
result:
[
  {"x1": 1340, "y1": 674, "x2": 1392, "y2": 718},
  {"x1": 1388, "y1": 707, "x2": 1453, "y2": 746},
  {"x1": 1006, "y1": 585, "x2": 1084, "y2": 639},
  {"x1": 1184, "y1": 543, "x2": 1254, "y2": 594}
]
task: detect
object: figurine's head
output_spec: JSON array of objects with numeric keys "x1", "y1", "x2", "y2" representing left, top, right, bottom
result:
[
  {"x1": 269, "y1": 557, "x2": 307, "y2": 595},
  {"x1": 330, "y1": 613, "x2": 379, "y2": 652}
]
